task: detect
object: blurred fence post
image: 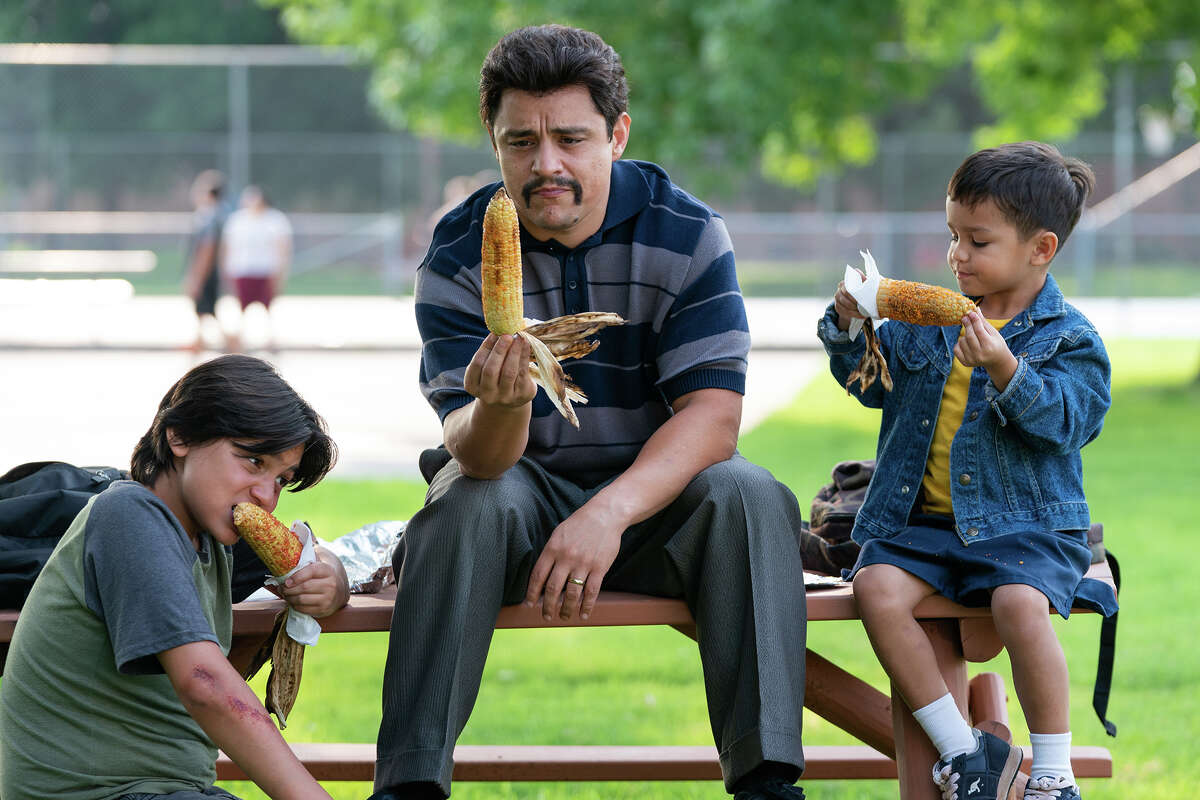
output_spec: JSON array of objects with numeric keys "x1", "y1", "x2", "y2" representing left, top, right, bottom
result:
[
  {"x1": 228, "y1": 60, "x2": 250, "y2": 194},
  {"x1": 1113, "y1": 64, "x2": 1136, "y2": 297},
  {"x1": 1074, "y1": 220, "x2": 1096, "y2": 297},
  {"x1": 382, "y1": 213, "x2": 406, "y2": 292}
]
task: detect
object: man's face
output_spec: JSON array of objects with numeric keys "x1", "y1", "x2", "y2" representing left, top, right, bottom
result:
[{"x1": 489, "y1": 84, "x2": 630, "y2": 249}]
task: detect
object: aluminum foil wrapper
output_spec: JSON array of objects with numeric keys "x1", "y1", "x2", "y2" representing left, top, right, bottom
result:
[{"x1": 319, "y1": 519, "x2": 407, "y2": 594}]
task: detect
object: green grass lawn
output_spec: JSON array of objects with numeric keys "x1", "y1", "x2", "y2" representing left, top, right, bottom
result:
[{"x1": 229, "y1": 339, "x2": 1195, "y2": 799}]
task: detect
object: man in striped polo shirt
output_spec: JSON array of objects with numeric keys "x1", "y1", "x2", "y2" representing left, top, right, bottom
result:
[{"x1": 372, "y1": 25, "x2": 808, "y2": 800}]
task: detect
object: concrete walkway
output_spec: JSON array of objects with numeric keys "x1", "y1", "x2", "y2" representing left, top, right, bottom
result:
[
  {"x1": 1, "y1": 287, "x2": 1194, "y2": 478},
  {"x1": 0, "y1": 292, "x2": 833, "y2": 479}
]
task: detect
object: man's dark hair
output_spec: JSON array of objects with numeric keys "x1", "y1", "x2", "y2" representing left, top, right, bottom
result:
[
  {"x1": 948, "y1": 141, "x2": 1096, "y2": 247},
  {"x1": 131, "y1": 354, "x2": 336, "y2": 491},
  {"x1": 479, "y1": 24, "x2": 628, "y2": 138}
]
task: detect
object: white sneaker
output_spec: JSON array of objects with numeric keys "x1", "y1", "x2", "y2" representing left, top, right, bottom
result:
[{"x1": 1024, "y1": 775, "x2": 1081, "y2": 799}]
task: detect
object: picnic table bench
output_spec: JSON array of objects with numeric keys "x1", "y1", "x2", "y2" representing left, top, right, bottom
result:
[{"x1": 0, "y1": 527, "x2": 1115, "y2": 799}]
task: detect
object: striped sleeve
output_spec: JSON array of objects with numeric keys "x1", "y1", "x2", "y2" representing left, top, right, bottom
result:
[{"x1": 655, "y1": 214, "x2": 750, "y2": 402}]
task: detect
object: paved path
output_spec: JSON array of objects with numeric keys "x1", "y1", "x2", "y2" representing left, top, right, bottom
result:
[
  {"x1": 1, "y1": 289, "x2": 1193, "y2": 478},
  {"x1": 0, "y1": 292, "x2": 830, "y2": 478},
  {"x1": 0, "y1": 348, "x2": 821, "y2": 480}
]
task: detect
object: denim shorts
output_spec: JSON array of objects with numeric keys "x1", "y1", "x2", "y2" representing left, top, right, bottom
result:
[{"x1": 846, "y1": 515, "x2": 1118, "y2": 618}]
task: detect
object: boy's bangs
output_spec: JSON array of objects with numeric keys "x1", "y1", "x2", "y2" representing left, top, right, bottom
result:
[{"x1": 234, "y1": 430, "x2": 335, "y2": 491}]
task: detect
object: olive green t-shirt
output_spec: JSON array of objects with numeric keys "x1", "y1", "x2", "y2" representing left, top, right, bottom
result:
[{"x1": 0, "y1": 481, "x2": 232, "y2": 799}]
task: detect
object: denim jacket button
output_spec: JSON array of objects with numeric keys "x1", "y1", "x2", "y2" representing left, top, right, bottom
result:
[
  {"x1": 968, "y1": 411, "x2": 978, "y2": 421},
  {"x1": 965, "y1": 527, "x2": 979, "y2": 537},
  {"x1": 959, "y1": 473, "x2": 972, "y2": 485},
  {"x1": 921, "y1": 418, "x2": 930, "y2": 427},
  {"x1": 900, "y1": 485, "x2": 910, "y2": 494}
]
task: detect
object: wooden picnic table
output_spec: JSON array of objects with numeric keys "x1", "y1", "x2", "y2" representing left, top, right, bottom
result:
[
  {"x1": 0, "y1": 541, "x2": 1115, "y2": 798},
  {"x1": 216, "y1": 557, "x2": 1115, "y2": 798}
]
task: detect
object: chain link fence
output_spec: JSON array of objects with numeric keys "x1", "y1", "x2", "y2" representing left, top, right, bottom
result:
[{"x1": 2, "y1": 45, "x2": 1198, "y2": 297}]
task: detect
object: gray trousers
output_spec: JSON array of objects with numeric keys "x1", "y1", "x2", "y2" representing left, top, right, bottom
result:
[{"x1": 373, "y1": 453, "x2": 808, "y2": 795}]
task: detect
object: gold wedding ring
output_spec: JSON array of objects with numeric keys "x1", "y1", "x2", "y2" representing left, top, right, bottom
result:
[{"x1": 568, "y1": 576, "x2": 586, "y2": 586}]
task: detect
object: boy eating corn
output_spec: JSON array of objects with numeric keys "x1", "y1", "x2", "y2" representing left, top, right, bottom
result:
[{"x1": 818, "y1": 142, "x2": 1118, "y2": 800}]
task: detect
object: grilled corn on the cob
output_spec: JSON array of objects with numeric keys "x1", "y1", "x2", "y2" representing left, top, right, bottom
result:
[
  {"x1": 841, "y1": 250, "x2": 977, "y2": 394},
  {"x1": 482, "y1": 188, "x2": 525, "y2": 335},
  {"x1": 232, "y1": 502, "x2": 303, "y2": 576},
  {"x1": 231, "y1": 503, "x2": 307, "y2": 729},
  {"x1": 877, "y1": 278, "x2": 976, "y2": 326},
  {"x1": 478, "y1": 187, "x2": 625, "y2": 428}
]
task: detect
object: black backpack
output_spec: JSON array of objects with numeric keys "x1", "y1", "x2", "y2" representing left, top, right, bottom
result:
[
  {"x1": 0, "y1": 461, "x2": 130, "y2": 609},
  {"x1": 799, "y1": 459, "x2": 873, "y2": 576},
  {"x1": 0, "y1": 461, "x2": 269, "y2": 610}
]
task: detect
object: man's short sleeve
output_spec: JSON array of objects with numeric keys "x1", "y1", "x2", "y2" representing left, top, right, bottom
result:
[
  {"x1": 655, "y1": 215, "x2": 750, "y2": 402},
  {"x1": 82, "y1": 488, "x2": 220, "y2": 675}
]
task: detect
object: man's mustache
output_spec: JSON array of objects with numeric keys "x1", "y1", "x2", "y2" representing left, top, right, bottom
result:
[{"x1": 522, "y1": 177, "x2": 583, "y2": 207}]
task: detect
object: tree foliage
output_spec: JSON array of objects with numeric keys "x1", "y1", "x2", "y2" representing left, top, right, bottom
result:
[
  {"x1": 6, "y1": 1, "x2": 1199, "y2": 188},
  {"x1": 901, "y1": 0, "x2": 1200, "y2": 145},
  {"x1": 0, "y1": 0, "x2": 288, "y2": 44},
  {"x1": 262, "y1": 0, "x2": 1200, "y2": 188}
]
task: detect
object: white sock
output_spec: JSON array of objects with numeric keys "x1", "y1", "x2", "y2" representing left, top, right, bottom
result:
[
  {"x1": 1030, "y1": 731, "x2": 1074, "y2": 783},
  {"x1": 913, "y1": 693, "x2": 977, "y2": 762}
]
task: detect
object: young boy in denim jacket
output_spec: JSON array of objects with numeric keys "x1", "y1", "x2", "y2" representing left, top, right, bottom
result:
[{"x1": 817, "y1": 142, "x2": 1118, "y2": 800}]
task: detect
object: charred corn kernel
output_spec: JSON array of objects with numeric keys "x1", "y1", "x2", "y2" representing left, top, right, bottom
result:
[
  {"x1": 481, "y1": 187, "x2": 524, "y2": 335},
  {"x1": 877, "y1": 278, "x2": 977, "y2": 326},
  {"x1": 232, "y1": 502, "x2": 302, "y2": 576}
]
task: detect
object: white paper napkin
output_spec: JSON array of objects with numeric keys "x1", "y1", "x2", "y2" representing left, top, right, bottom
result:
[
  {"x1": 843, "y1": 249, "x2": 882, "y2": 341},
  {"x1": 262, "y1": 520, "x2": 322, "y2": 646}
]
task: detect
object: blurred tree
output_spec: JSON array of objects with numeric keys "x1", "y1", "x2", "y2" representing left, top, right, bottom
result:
[
  {"x1": 0, "y1": 0, "x2": 289, "y2": 44},
  {"x1": 261, "y1": 0, "x2": 1200, "y2": 189},
  {"x1": 901, "y1": 0, "x2": 1200, "y2": 146}
]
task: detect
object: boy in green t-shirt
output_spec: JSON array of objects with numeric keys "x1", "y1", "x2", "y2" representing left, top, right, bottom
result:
[{"x1": 0, "y1": 355, "x2": 341, "y2": 800}]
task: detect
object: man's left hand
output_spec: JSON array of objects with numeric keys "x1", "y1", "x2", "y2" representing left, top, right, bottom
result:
[{"x1": 524, "y1": 503, "x2": 624, "y2": 622}]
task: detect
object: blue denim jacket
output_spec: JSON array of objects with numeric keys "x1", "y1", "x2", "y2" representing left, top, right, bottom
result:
[{"x1": 816, "y1": 274, "x2": 1111, "y2": 545}]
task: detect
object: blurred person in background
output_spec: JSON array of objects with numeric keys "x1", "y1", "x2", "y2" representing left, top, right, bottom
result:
[
  {"x1": 221, "y1": 185, "x2": 293, "y2": 352},
  {"x1": 181, "y1": 169, "x2": 229, "y2": 353}
]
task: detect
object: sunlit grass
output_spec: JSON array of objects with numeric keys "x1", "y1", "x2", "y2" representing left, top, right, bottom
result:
[{"x1": 224, "y1": 340, "x2": 1195, "y2": 799}]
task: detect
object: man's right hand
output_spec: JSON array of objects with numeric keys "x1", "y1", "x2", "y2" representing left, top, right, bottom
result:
[
  {"x1": 464, "y1": 333, "x2": 536, "y2": 409},
  {"x1": 445, "y1": 333, "x2": 536, "y2": 479}
]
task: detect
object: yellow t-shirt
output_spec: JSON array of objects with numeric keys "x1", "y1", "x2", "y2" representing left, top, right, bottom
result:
[{"x1": 920, "y1": 318, "x2": 1009, "y2": 515}]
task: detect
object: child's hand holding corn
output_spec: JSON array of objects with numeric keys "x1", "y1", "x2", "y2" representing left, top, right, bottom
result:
[
  {"x1": 270, "y1": 555, "x2": 349, "y2": 618},
  {"x1": 833, "y1": 268, "x2": 868, "y2": 331},
  {"x1": 955, "y1": 311, "x2": 1019, "y2": 391}
]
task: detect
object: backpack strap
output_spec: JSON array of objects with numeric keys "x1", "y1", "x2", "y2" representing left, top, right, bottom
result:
[{"x1": 1092, "y1": 549, "x2": 1120, "y2": 737}]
